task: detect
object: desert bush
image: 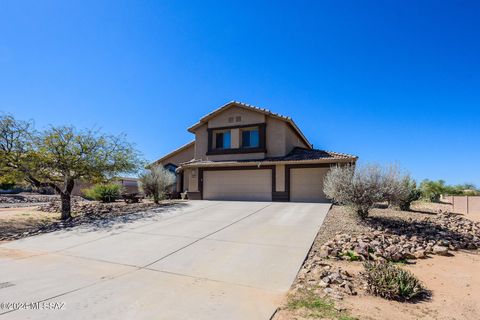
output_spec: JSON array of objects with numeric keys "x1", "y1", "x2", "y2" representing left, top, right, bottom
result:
[
  {"x1": 463, "y1": 189, "x2": 480, "y2": 196},
  {"x1": 84, "y1": 183, "x2": 121, "y2": 202},
  {"x1": 362, "y1": 261, "x2": 426, "y2": 301},
  {"x1": 139, "y1": 167, "x2": 175, "y2": 204},
  {"x1": 324, "y1": 164, "x2": 420, "y2": 217},
  {"x1": 381, "y1": 164, "x2": 403, "y2": 206},
  {"x1": 419, "y1": 179, "x2": 448, "y2": 202},
  {"x1": 324, "y1": 164, "x2": 391, "y2": 219},
  {"x1": 392, "y1": 177, "x2": 421, "y2": 211},
  {"x1": 420, "y1": 180, "x2": 480, "y2": 201}
]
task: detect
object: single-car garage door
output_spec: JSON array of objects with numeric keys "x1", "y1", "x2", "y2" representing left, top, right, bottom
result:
[
  {"x1": 290, "y1": 167, "x2": 329, "y2": 202},
  {"x1": 203, "y1": 169, "x2": 272, "y2": 201}
]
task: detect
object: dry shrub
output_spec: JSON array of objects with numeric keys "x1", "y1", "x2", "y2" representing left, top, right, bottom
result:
[
  {"x1": 323, "y1": 164, "x2": 420, "y2": 218},
  {"x1": 139, "y1": 167, "x2": 175, "y2": 204}
]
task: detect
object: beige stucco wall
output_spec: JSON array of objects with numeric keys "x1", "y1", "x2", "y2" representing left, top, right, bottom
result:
[
  {"x1": 157, "y1": 143, "x2": 195, "y2": 167},
  {"x1": 266, "y1": 117, "x2": 287, "y2": 157},
  {"x1": 285, "y1": 124, "x2": 310, "y2": 150},
  {"x1": 451, "y1": 196, "x2": 480, "y2": 214},
  {"x1": 265, "y1": 117, "x2": 309, "y2": 157},
  {"x1": 207, "y1": 153, "x2": 265, "y2": 161},
  {"x1": 208, "y1": 106, "x2": 265, "y2": 128},
  {"x1": 194, "y1": 124, "x2": 209, "y2": 160},
  {"x1": 275, "y1": 164, "x2": 285, "y2": 192}
]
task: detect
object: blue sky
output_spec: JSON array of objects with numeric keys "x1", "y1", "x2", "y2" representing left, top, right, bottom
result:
[{"x1": 1, "y1": 1, "x2": 479, "y2": 185}]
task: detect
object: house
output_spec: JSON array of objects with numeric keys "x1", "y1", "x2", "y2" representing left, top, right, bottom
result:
[{"x1": 151, "y1": 101, "x2": 357, "y2": 202}]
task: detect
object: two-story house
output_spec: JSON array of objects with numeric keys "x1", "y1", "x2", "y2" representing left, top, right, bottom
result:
[{"x1": 151, "y1": 101, "x2": 357, "y2": 202}]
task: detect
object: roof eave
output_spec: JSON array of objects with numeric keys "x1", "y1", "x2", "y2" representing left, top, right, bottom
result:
[
  {"x1": 178, "y1": 157, "x2": 357, "y2": 170},
  {"x1": 149, "y1": 141, "x2": 195, "y2": 167}
]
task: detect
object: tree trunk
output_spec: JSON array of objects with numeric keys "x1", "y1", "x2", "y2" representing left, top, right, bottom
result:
[
  {"x1": 60, "y1": 178, "x2": 75, "y2": 220},
  {"x1": 60, "y1": 192, "x2": 71, "y2": 220}
]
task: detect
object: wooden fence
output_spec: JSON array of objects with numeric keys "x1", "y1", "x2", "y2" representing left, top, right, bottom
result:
[{"x1": 442, "y1": 196, "x2": 480, "y2": 214}]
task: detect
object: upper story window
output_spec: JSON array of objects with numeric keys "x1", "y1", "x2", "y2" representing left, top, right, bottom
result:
[
  {"x1": 215, "y1": 130, "x2": 231, "y2": 149},
  {"x1": 241, "y1": 128, "x2": 259, "y2": 148},
  {"x1": 207, "y1": 123, "x2": 265, "y2": 155}
]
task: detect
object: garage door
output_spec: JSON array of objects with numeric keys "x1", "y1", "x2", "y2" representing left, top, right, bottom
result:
[
  {"x1": 203, "y1": 170, "x2": 272, "y2": 201},
  {"x1": 290, "y1": 168, "x2": 329, "y2": 202}
]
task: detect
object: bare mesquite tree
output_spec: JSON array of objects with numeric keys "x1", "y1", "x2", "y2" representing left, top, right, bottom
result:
[
  {"x1": 323, "y1": 164, "x2": 418, "y2": 218},
  {"x1": 0, "y1": 115, "x2": 142, "y2": 219},
  {"x1": 139, "y1": 167, "x2": 176, "y2": 204}
]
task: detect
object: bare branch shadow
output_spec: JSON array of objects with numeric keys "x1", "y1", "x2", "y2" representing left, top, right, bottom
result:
[{"x1": 1, "y1": 201, "x2": 191, "y2": 240}]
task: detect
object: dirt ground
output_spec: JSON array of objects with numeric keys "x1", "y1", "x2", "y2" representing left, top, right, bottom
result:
[
  {"x1": 462, "y1": 212, "x2": 480, "y2": 223},
  {"x1": 341, "y1": 250, "x2": 480, "y2": 320},
  {"x1": 0, "y1": 206, "x2": 58, "y2": 241},
  {"x1": 274, "y1": 202, "x2": 480, "y2": 320}
]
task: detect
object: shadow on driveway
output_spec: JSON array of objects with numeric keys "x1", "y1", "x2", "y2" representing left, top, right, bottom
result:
[{"x1": 1, "y1": 201, "x2": 190, "y2": 241}]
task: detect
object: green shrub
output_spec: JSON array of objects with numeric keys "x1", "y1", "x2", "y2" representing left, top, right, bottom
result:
[
  {"x1": 395, "y1": 177, "x2": 421, "y2": 211},
  {"x1": 419, "y1": 180, "x2": 447, "y2": 202},
  {"x1": 84, "y1": 183, "x2": 121, "y2": 203},
  {"x1": 419, "y1": 180, "x2": 480, "y2": 201},
  {"x1": 342, "y1": 250, "x2": 361, "y2": 261},
  {"x1": 362, "y1": 261, "x2": 426, "y2": 301}
]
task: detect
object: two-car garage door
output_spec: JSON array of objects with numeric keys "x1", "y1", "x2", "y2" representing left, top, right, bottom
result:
[{"x1": 203, "y1": 169, "x2": 272, "y2": 201}]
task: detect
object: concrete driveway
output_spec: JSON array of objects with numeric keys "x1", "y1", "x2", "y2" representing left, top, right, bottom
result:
[{"x1": 0, "y1": 201, "x2": 330, "y2": 320}]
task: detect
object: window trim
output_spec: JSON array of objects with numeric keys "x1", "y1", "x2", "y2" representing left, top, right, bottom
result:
[
  {"x1": 207, "y1": 123, "x2": 266, "y2": 155},
  {"x1": 214, "y1": 130, "x2": 231, "y2": 149},
  {"x1": 241, "y1": 127, "x2": 260, "y2": 148}
]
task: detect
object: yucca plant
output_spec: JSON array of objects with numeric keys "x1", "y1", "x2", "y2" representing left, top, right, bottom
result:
[{"x1": 362, "y1": 261, "x2": 426, "y2": 301}]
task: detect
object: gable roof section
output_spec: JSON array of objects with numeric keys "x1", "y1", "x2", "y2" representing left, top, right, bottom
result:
[
  {"x1": 150, "y1": 140, "x2": 195, "y2": 167},
  {"x1": 187, "y1": 101, "x2": 312, "y2": 148}
]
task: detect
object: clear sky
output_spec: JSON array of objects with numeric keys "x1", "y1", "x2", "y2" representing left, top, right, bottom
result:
[{"x1": 1, "y1": 1, "x2": 479, "y2": 185}]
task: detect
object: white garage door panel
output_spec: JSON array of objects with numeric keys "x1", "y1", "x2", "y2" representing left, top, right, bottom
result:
[
  {"x1": 290, "y1": 168, "x2": 329, "y2": 202},
  {"x1": 203, "y1": 170, "x2": 272, "y2": 201}
]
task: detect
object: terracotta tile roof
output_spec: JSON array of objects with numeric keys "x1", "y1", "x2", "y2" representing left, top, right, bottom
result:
[
  {"x1": 265, "y1": 147, "x2": 357, "y2": 161},
  {"x1": 226, "y1": 101, "x2": 293, "y2": 121},
  {"x1": 180, "y1": 147, "x2": 357, "y2": 168}
]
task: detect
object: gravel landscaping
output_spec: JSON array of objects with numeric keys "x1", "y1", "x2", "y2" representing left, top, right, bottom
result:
[
  {"x1": 0, "y1": 193, "x2": 64, "y2": 207},
  {"x1": 273, "y1": 201, "x2": 480, "y2": 320}
]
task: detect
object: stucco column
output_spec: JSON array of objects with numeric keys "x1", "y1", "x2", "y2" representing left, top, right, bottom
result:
[
  {"x1": 275, "y1": 164, "x2": 285, "y2": 192},
  {"x1": 231, "y1": 128, "x2": 240, "y2": 148},
  {"x1": 188, "y1": 168, "x2": 199, "y2": 192}
]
